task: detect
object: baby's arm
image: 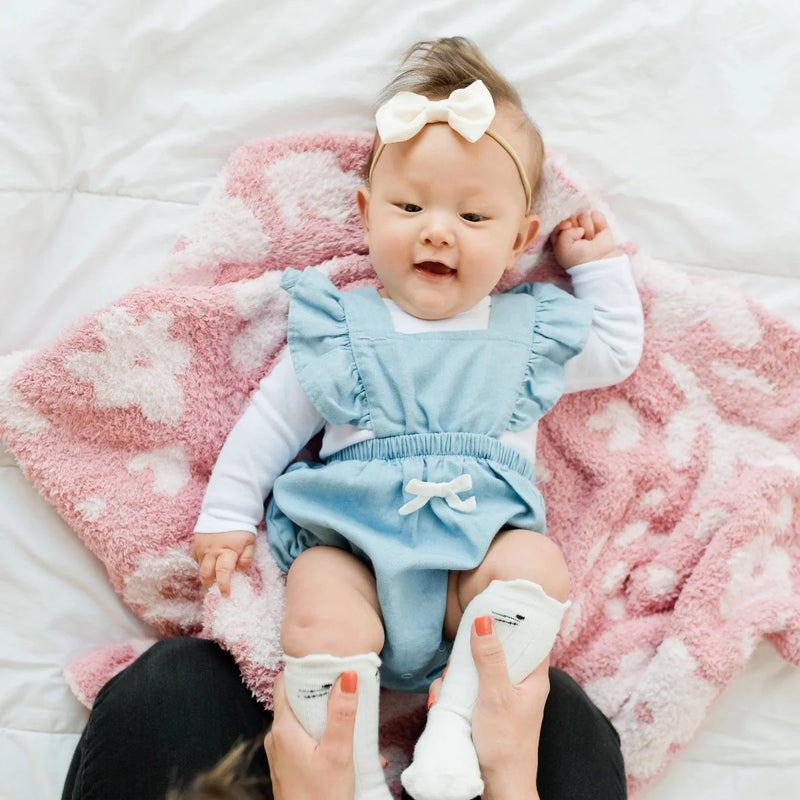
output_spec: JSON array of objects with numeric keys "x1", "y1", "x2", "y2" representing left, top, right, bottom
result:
[
  {"x1": 548, "y1": 210, "x2": 644, "y2": 393},
  {"x1": 562, "y1": 253, "x2": 644, "y2": 393},
  {"x1": 193, "y1": 352, "x2": 324, "y2": 595}
]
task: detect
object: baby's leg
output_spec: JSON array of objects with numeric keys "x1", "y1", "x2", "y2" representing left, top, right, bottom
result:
[
  {"x1": 281, "y1": 546, "x2": 390, "y2": 800},
  {"x1": 447, "y1": 528, "x2": 570, "y2": 671},
  {"x1": 402, "y1": 531, "x2": 569, "y2": 800},
  {"x1": 446, "y1": 530, "x2": 569, "y2": 711},
  {"x1": 281, "y1": 544, "x2": 385, "y2": 658}
]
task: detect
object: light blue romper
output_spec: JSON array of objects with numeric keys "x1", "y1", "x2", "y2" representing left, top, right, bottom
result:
[{"x1": 267, "y1": 267, "x2": 592, "y2": 691}]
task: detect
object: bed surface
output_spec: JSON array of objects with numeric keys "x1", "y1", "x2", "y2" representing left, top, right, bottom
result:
[{"x1": 2, "y1": 2, "x2": 799, "y2": 798}]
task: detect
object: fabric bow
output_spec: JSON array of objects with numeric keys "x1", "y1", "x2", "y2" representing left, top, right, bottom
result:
[
  {"x1": 398, "y1": 474, "x2": 477, "y2": 516},
  {"x1": 375, "y1": 79, "x2": 496, "y2": 144}
]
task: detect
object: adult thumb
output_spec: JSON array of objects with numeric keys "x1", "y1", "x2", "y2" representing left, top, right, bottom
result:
[
  {"x1": 470, "y1": 616, "x2": 512, "y2": 690},
  {"x1": 320, "y1": 672, "x2": 359, "y2": 764}
]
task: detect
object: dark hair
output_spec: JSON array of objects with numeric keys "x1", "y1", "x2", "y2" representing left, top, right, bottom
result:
[
  {"x1": 165, "y1": 739, "x2": 268, "y2": 800},
  {"x1": 367, "y1": 37, "x2": 545, "y2": 204}
]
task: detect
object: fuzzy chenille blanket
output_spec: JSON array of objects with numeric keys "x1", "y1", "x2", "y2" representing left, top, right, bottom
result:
[{"x1": 1, "y1": 132, "x2": 798, "y2": 797}]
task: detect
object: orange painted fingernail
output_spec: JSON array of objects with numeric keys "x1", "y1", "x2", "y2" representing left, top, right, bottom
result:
[
  {"x1": 341, "y1": 671, "x2": 358, "y2": 694},
  {"x1": 475, "y1": 616, "x2": 493, "y2": 637}
]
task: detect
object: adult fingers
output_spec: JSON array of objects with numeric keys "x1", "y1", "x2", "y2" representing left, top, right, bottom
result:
[
  {"x1": 518, "y1": 658, "x2": 552, "y2": 705},
  {"x1": 264, "y1": 674, "x2": 281, "y2": 760},
  {"x1": 507, "y1": 657, "x2": 551, "y2": 728},
  {"x1": 264, "y1": 673, "x2": 305, "y2": 753},
  {"x1": 267, "y1": 672, "x2": 316, "y2": 752},
  {"x1": 320, "y1": 672, "x2": 359, "y2": 767},
  {"x1": 271, "y1": 672, "x2": 287, "y2": 721},
  {"x1": 427, "y1": 676, "x2": 443, "y2": 709},
  {"x1": 262, "y1": 728, "x2": 284, "y2": 800}
]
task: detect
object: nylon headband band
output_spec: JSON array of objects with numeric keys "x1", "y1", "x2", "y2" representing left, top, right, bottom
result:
[{"x1": 368, "y1": 128, "x2": 533, "y2": 214}]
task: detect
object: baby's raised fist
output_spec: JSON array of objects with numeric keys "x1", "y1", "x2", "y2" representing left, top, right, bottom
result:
[{"x1": 551, "y1": 210, "x2": 621, "y2": 269}]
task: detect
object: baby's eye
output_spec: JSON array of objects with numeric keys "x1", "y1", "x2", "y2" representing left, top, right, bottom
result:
[
  {"x1": 461, "y1": 212, "x2": 486, "y2": 222},
  {"x1": 398, "y1": 203, "x2": 422, "y2": 213}
]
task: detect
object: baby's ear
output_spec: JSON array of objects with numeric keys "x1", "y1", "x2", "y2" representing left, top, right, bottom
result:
[
  {"x1": 356, "y1": 186, "x2": 371, "y2": 248},
  {"x1": 508, "y1": 214, "x2": 540, "y2": 268}
]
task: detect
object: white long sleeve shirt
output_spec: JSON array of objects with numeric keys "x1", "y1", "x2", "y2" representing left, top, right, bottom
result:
[{"x1": 195, "y1": 255, "x2": 643, "y2": 535}]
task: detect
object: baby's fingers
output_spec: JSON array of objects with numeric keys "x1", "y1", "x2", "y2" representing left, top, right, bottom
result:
[
  {"x1": 591, "y1": 210, "x2": 609, "y2": 233},
  {"x1": 562, "y1": 226, "x2": 585, "y2": 243},
  {"x1": 198, "y1": 552, "x2": 218, "y2": 589},
  {"x1": 550, "y1": 217, "x2": 576, "y2": 243},
  {"x1": 238, "y1": 541, "x2": 255, "y2": 571},
  {"x1": 577, "y1": 212, "x2": 596, "y2": 239},
  {"x1": 215, "y1": 548, "x2": 240, "y2": 595}
]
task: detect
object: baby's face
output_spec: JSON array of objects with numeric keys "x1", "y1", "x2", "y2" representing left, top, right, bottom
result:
[{"x1": 357, "y1": 108, "x2": 539, "y2": 320}]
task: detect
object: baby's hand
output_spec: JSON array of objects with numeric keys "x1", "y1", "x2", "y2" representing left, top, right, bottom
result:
[
  {"x1": 191, "y1": 530, "x2": 255, "y2": 596},
  {"x1": 550, "y1": 210, "x2": 621, "y2": 269}
]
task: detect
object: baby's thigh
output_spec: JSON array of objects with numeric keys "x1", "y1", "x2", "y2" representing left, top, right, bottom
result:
[{"x1": 282, "y1": 546, "x2": 384, "y2": 656}]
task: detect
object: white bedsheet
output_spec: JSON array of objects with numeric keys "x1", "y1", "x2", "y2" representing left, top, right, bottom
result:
[{"x1": 2, "y1": 2, "x2": 799, "y2": 798}]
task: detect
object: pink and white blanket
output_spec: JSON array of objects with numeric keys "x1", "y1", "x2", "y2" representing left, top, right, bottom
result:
[{"x1": 1, "y1": 132, "x2": 798, "y2": 797}]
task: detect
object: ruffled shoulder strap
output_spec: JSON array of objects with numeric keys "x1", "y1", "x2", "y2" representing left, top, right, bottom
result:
[
  {"x1": 502, "y1": 281, "x2": 594, "y2": 430},
  {"x1": 281, "y1": 268, "x2": 371, "y2": 428}
]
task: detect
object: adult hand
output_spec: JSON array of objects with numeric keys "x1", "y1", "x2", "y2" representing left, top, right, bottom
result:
[
  {"x1": 264, "y1": 670, "x2": 358, "y2": 800},
  {"x1": 427, "y1": 616, "x2": 549, "y2": 800}
]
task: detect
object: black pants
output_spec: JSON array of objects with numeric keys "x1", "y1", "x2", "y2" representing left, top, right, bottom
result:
[{"x1": 62, "y1": 637, "x2": 626, "y2": 800}]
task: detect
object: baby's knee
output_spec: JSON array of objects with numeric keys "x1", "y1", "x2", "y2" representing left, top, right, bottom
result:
[
  {"x1": 481, "y1": 530, "x2": 570, "y2": 603},
  {"x1": 280, "y1": 612, "x2": 339, "y2": 658},
  {"x1": 526, "y1": 534, "x2": 570, "y2": 602},
  {"x1": 281, "y1": 607, "x2": 384, "y2": 658}
]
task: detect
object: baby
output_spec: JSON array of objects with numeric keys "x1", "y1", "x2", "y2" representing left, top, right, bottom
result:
[{"x1": 193, "y1": 37, "x2": 643, "y2": 800}]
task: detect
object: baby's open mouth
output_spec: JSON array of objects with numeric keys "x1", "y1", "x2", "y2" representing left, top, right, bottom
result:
[{"x1": 415, "y1": 261, "x2": 456, "y2": 276}]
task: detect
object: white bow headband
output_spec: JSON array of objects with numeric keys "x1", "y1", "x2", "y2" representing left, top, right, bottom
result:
[{"x1": 369, "y1": 79, "x2": 533, "y2": 212}]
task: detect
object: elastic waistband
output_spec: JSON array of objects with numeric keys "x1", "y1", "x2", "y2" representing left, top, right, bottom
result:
[{"x1": 325, "y1": 432, "x2": 535, "y2": 481}]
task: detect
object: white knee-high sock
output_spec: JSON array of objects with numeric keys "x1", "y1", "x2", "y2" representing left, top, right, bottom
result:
[
  {"x1": 282, "y1": 651, "x2": 390, "y2": 800},
  {"x1": 401, "y1": 579, "x2": 569, "y2": 800}
]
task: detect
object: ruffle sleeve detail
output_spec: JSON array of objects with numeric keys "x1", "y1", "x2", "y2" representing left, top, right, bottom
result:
[
  {"x1": 281, "y1": 268, "x2": 371, "y2": 428},
  {"x1": 506, "y1": 281, "x2": 594, "y2": 430}
]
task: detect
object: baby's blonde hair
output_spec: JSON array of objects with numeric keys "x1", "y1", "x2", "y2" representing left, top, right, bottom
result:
[{"x1": 367, "y1": 37, "x2": 545, "y2": 205}]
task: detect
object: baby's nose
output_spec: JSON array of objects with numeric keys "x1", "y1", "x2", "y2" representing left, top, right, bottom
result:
[{"x1": 421, "y1": 214, "x2": 453, "y2": 247}]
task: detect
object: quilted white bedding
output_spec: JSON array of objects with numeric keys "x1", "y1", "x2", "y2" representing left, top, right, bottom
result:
[{"x1": 1, "y1": 2, "x2": 799, "y2": 799}]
